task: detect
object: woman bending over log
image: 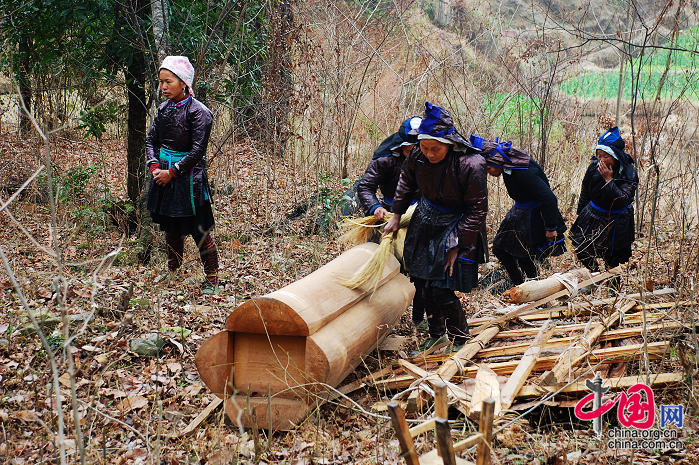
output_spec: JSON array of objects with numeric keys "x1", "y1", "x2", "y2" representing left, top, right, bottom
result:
[
  {"x1": 357, "y1": 117, "x2": 424, "y2": 324},
  {"x1": 570, "y1": 127, "x2": 638, "y2": 272},
  {"x1": 475, "y1": 136, "x2": 567, "y2": 285},
  {"x1": 146, "y1": 56, "x2": 219, "y2": 290},
  {"x1": 384, "y1": 102, "x2": 488, "y2": 350}
]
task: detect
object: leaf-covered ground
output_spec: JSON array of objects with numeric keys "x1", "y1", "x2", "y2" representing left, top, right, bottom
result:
[{"x1": 0, "y1": 131, "x2": 697, "y2": 464}]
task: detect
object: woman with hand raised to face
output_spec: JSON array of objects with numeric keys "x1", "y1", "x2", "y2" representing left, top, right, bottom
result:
[
  {"x1": 384, "y1": 102, "x2": 488, "y2": 352},
  {"x1": 569, "y1": 127, "x2": 638, "y2": 272},
  {"x1": 146, "y1": 56, "x2": 219, "y2": 291}
]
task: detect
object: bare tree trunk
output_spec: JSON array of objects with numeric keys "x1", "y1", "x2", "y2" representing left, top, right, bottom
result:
[
  {"x1": 126, "y1": 50, "x2": 147, "y2": 208},
  {"x1": 17, "y1": 34, "x2": 32, "y2": 135},
  {"x1": 151, "y1": 0, "x2": 169, "y2": 60},
  {"x1": 615, "y1": 55, "x2": 625, "y2": 125}
]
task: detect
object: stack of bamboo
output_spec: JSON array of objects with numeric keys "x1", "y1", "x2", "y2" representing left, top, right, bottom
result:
[{"x1": 347, "y1": 267, "x2": 693, "y2": 463}]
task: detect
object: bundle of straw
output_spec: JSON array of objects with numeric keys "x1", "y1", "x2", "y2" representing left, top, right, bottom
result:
[
  {"x1": 338, "y1": 204, "x2": 415, "y2": 292},
  {"x1": 338, "y1": 215, "x2": 384, "y2": 248}
]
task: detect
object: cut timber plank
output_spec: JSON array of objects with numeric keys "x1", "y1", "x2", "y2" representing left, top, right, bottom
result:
[
  {"x1": 172, "y1": 396, "x2": 223, "y2": 438},
  {"x1": 455, "y1": 341, "x2": 667, "y2": 378},
  {"x1": 541, "y1": 300, "x2": 634, "y2": 386},
  {"x1": 503, "y1": 268, "x2": 591, "y2": 303},
  {"x1": 477, "y1": 321, "x2": 690, "y2": 359},
  {"x1": 397, "y1": 360, "x2": 471, "y2": 405},
  {"x1": 437, "y1": 326, "x2": 501, "y2": 381},
  {"x1": 471, "y1": 267, "x2": 622, "y2": 335},
  {"x1": 517, "y1": 372, "x2": 684, "y2": 398},
  {"x1": 469, "y1": 288, "x2": 678, "y2": 326},
  {"x1": 494, "y1": 316, "x2": 686, "y2": 339},
  {"x1": 500, "y1": 321, "x2": 554, "y2": 410},
  {"x1": 469, "y1": 365, "x2": 502, "y2": 418}
]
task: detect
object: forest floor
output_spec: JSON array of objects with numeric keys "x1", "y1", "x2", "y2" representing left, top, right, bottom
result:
[{"x1": 0, "y1": 130, "x2": 697, "y2": 464}]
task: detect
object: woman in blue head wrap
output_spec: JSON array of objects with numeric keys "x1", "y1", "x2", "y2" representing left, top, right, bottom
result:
[
  {"x1": 385, "y1": 102, "x2": 488, "y2": 350},
  {"x1": 474, "y1": 136, "x2": 567, "y2": 285},
  {"x1": 570, "y1": 127, "x2": 638, "y2": 271}
]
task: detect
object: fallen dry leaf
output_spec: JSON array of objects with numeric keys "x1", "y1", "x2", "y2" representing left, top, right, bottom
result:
[
  {"x1": 12, "y1": 410, "x2": 40, "y2": 423},
  {"x1": 116, "y1": 395, "x2": 148, "y2": 413}
]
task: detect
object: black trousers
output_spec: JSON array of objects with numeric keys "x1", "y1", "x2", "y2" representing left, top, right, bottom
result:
[
  {"x1": 165, "y1": 228, "x2": 219, "y2": 284},
  {"x1": 413, "y1": 279, "x2": 469, "y2": 344},
  {"x1": 493, "y1": 246, "x2": 537, "y2": 286}
]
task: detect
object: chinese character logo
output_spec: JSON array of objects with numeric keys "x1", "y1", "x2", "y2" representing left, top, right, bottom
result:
[
  {"x1": 574, "y1": 372, "x2": 655, "y2": 436},
  {"x1": 660, "y1": 405, "x2": 683, "y2": 428}
]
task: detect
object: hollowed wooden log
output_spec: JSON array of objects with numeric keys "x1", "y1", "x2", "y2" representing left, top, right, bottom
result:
[{"x1": 195, "y1": 243, "x2": 415, "y2": 430}]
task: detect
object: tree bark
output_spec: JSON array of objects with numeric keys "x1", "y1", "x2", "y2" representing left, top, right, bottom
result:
[
  {"x1": 17, "y1": 33, "x2": 32, "y2": 135},
  {"x1": 126, "y1": 49, "x2": 147, "y2": 209},
  {"x1": 150, "y1": 0, "x2": 169, "y2": 60}
]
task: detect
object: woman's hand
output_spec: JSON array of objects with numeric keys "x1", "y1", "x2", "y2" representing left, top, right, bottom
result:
[
  {"x1": 373, "y1": 207, "x2": 389, "y2": 221},
  {"x1": 545, "y1": 230, "x2": 558, "y2": 241},
  {"x1": 153, "y1": 168, "x2": 174, "y2": 186},
  {"x1": 383, "y1": 214, "x2": 401, "y2": 237},
  {"x1": 445, "y1": 247, "x2": 459, "y2": 277},
  {"x1": 598, "y1": 160, "x2": 613, "y2": 182}
]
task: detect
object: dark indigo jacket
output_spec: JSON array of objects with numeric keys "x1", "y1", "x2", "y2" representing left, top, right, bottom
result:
[
  {"x1": 146, "y1": 97, "x2": 213, "y2": 208},
  {"x1": 392, "y1": 146, "x2": 488, "y2": 260},
  {"x1": 576, "y1": 160, "x2": 638, "y2": 214}
]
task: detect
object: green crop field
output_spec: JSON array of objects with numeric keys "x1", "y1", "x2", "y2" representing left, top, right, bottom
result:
[{"x1": 560, "y1": 26, "x2": 698, "y2": 101}]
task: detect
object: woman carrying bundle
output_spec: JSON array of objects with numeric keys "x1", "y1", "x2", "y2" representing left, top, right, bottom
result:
[
  {"x1": 385, "y1": 102, "x2": 487, "y2": 350},
  {"x1": 357, "y1": 117, "x2": 424, "y2": 324},
  {"x1": 146, "y1": 56, "x2": 219, "y2": 290},
  {"x1": 475, "y1": 136, "x2": 567, "y2": 285},
  {"x1": 357, "y1": 116, "x2": 422, "y2": 221},
  {"x1": 570, "y1": 127, "x2": 638, "y2": 272}
]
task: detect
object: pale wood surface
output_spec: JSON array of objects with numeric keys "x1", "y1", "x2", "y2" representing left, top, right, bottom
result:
[
  {"x1": 471, "y1": 267, "x2": 623, "y2": 335},
  {"x1": 500, "y1": 321, "x2": 553, "y2": 410},
  {"x1": 306, "y1": 273, "x2": 413, "y2": 387},
  {"x1": 437, "y1": 327, "x2": 501, "y2": 381},
  {"x1": 542, "y1": 300, "x2": 634, "y2": 386},
  {"x1": 226, "y1": 243, "x2": 401, "y2": 336},
  {"x1": 469, "y1": 365, "x2": 501, "y2": 418},
  {"x1": 194, "y1": 330, "x2": 235, "y2": 398},
  {"x1": 503, "y1": 268, "x2": 591, "y2": 304},
  {"x1": 517, "y1": 372, "x2": 684, "y2": 397},
  {"x1": 476, "y1": 321, "x2": 689, "y2": 359}
]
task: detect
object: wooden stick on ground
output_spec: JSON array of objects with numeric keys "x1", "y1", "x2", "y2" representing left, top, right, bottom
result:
[
  {"x1": 387, "y1": 401, "x2": 420, "y2": 465},
  {"x1": 500, "y1": 321, "x2": 554, "y2": 410},
  {"x1": 517, "y1": 372, "x2": 684, "y2": 397},
  {"x1": 502, "y1": 268, "x2": 591, "y2": 303},
  {"x1": 476, "y1": 398, "x2": 495, "y2": 465},
  {"x1": 174, "y1": 396, "x2": 223, "y2": 438},
  {"x1": 435, "y1": 418, "x2": 457, "y2": 465},
  {"x1": 471, "y1": 266, "x2": 623, "y2": 335},
  {"x1": 541, "y1": 300, "x2": 634, "y2": 386}
]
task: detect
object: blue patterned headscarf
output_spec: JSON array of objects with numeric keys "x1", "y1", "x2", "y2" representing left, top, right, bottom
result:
[
  {"x1": 417, "y1": 102, "x2": 476, "y2": 152},
  {"x1": 594, "y1": 127, "x2": 635, "y2": 176},
  {"x1": 372, "y1": 116, "x2": 422, "y2": 160},
  {"x1": 470, "y1": 134, "x2": 530, "y2": 169}
]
